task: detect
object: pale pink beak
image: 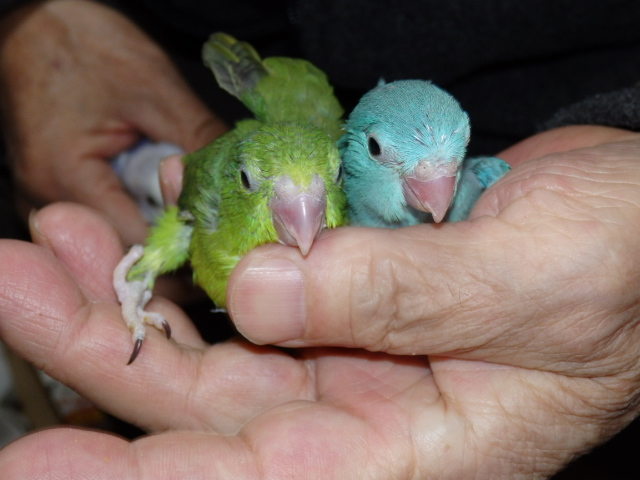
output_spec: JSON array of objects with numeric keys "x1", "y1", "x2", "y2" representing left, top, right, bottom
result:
[
  {"x1": 270, "y1": 174, "x2": 327, "y2": 256},
  {"x1": 402, "y1": 161, "x2": 458, "y2": 223}
]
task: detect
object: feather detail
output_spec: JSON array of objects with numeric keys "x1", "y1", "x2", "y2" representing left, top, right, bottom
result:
[{"x1": 340, "y1": 80, "x2": 510, "y2": 227}]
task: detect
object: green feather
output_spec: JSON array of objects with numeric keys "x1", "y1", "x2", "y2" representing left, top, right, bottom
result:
[
  {"x1": 126, "y1": 33, "x2": 347, "y2": 309},
  {"x1": 203, "y1": 32, "x2": 344, "y2": 141},
  {"x1": 127, "y1": 205, "x2": 193, "y2": 288}
]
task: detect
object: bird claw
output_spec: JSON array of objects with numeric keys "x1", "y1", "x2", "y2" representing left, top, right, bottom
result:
[
  {"x1": 113, "y1": 245, "x2": 171, "y2": 364},
  {"x1": 127, "y1": 338, "x2": 144, "y2": 365},
  {"x1": 162, "y1": 319, "x2": 172, "y2": 339}
]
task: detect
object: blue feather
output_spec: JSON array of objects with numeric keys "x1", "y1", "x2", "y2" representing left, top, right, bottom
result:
[
  {"x1": 340, "y1": 80, "x2": 510, "y2": 227},
  {"x1": 446, "y1": 156, "x2": 511, "y2": 222}
]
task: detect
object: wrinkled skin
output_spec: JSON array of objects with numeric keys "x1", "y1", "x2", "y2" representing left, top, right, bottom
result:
[
  {"x1": 1, "y1": 125, "x2": 640, "y2": 479},
  {"x1": 0, "y1": 0, "x2": 226, "y2": 245}
]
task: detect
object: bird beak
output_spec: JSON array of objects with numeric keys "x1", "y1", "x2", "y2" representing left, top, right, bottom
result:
[
  {"x1": 270, "y1": 174, "x2": 327, "y2": 256},
  {"x1": 402, "y1": 161, "x2": 458, "y2": 223}
]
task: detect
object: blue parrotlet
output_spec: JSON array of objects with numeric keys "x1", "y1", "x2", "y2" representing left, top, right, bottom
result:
[{"x1": 339, "y1": 80, "x2": 510, "y2": 227}]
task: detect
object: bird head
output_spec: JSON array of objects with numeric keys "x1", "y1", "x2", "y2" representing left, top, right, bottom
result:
[
  {"x1": 234, "y1": 123, "x2": 346, "y2": 255},
  {"x1": 342, "y1": 80, "x2": 470, "y2": 223}
]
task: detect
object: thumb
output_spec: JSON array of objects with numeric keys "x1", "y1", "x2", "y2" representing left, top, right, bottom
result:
[{"x1": 226, "y1": 221, "x2": 516, "y2": 356}]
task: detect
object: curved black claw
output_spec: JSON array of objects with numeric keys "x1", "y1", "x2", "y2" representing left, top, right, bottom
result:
[
  {"x1": 162, "y1": 320, "x2": 172, "y2": 339},
  {"x1": 127, "y1": 338, "x2": 144, "y2": 365}
]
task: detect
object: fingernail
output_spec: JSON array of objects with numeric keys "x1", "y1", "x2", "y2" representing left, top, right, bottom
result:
[
  {"x1": 159, "y1": 155, "x2": 184, "y2": 206},
  {"x1": 229, "y1": 258, "x2": 306, "y2": 344},
  {"x1": 28, "y1": 209, "x2": 50, "y2": 249}
]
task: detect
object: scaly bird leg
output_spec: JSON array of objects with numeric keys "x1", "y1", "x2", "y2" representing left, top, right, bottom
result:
[{"x1": 113, "y1": 245, "x2": 171, "y2": 364}]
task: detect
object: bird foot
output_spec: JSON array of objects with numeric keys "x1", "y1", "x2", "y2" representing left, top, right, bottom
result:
[{"x1": 113, "y1": 245, "x2": 171, "y2": 364}]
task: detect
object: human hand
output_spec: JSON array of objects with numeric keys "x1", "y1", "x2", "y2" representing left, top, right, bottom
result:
[
  {"x1": 223, "y1": 125, "x2": 640, "y2": 476},
  {"x1": 0, "y1": 202, "x2": 467, "y2": 479},
  {"x1": 0, "y1": 0, "x2": 226, "y2": 245},
  {"x1": 1, "y1": 125, "x2": 640, "y2": 479}
]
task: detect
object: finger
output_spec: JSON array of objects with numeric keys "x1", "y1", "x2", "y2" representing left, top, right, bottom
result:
[
  {"x1": 0, "y1": 409, "x2": 375, "y2": 480},
  {"x1": 29, "y1": 203, "x2": 122, "y2": 303},
  {"x1": 123, "y1": 62, "x2": 228, "y2": 152},
  {"x1": 159, "y1": 154, "x2": 184, "y2": 205},
  {"x1": 0, "y1": 378, "x2": 429, "y2": 480},
  {"x1": 227, "y1": 224, "x2": 511, "y2": 354},
  {"x1": 225, "y1": 222, "x2": 585, "y2": 364},
  {"x1": 0, "y1": 428, "x2": 258, "y2": 480},
  {"x1": 499, "y1": 125, "x2": 637, "y2": 167},
  {"x1": 135, "y1": 99, "x2": 227, "y2": 152},
  {"x1": 0, "y1": 429, "x2": 135, "y2": 479},
  {"x1": 63, "y1": 157, "x2": 150, "y2": 245},
  {"x1": 28, "y1": 203, "x2": 201, "y2": 342},
  {"x1": 469, "y1": 126, "x2": 640, "y2": 221}
]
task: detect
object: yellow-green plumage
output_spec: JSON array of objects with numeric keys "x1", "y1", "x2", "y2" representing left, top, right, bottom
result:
[
  {"x1": 126, "y1": 33, "x2": 347, "y2": 309},
  {"x1": 202, "y1": 33, "x2": 344, "y2": 141},
  {"x1": 185, "y1": 120, "x2": 344, "y2": 306}
]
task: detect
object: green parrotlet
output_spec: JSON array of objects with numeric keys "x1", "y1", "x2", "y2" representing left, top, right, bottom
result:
[{"x1": 113, "y1": 33, "x2": 347, "y2": 364}]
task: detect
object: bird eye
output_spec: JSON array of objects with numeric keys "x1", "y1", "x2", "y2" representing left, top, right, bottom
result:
[
  {"x1": 368, "y1": 136, "x2": 381, "y2": 157},
  {"x1": 240, "y1": 167, "x2": 255, "y2": 191}
]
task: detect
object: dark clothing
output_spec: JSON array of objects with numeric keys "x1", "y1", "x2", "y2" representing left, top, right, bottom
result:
[
  {"x1": 2, "y1": 0, "x2": 640, "y2": 154},
  {"x1": 296, "y1": 1, "x2": 640, "y2": 154}
]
